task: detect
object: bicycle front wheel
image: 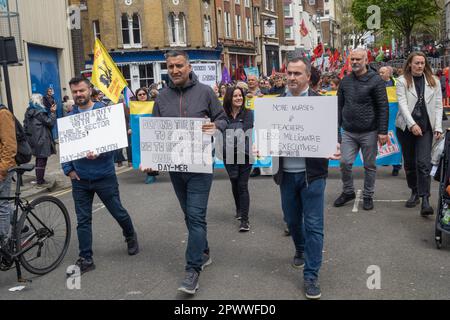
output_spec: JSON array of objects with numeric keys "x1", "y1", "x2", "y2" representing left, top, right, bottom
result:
[{"x1": 17, "y1": 196, "x2": 71, "y2": 275}]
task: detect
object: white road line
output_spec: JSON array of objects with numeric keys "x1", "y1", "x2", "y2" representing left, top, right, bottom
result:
[
  {"x1": 93, "y1": 205, "x2": 106, "y2": 213},
  {"x1": 352, "y1": 190, "x2": 362, "y2": 213},
  {"x1": 373, "y1": 200, "x2": 408, "y2": 202}
]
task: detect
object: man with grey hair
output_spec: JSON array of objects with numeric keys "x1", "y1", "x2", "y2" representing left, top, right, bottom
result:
[
  {"x1": 334, "y1": 48, "x2": 389, "y2": 211},
  {"x1": 146, "y1": 50, "x2": 227, "y2": 295}
]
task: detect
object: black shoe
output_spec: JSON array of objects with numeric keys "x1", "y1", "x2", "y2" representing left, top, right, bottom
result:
[
  {"x1": 250, "y1": 168, "x2": 261, "y2": 177},
  {"x1": 126, "y1": 232, "x2": 139, "y2": 255},
  {"x1": 304, "y1": 279, "x2": 321, "y2": 300},
  {"x1": 420, "y1": 197, "x2": 434, "y2": 216},
  {"x1": 67, "y1": 257, "x2": 95, "y2": 276},
  {"x1": 239, "y1": 220, "x2": 250, "y2": 232},
  {"x1": 292, "y1": 251, "x2": 305, "y2": 269},
  {"x1": 392, "y1": 169, "x2": 399, "y2": 176},
  {"x1": 333, "y1": 192, "x2": 356, "y2": 207},
  {"x1": 405, "y1": 192, "x2": 420, "y2": 208},
  {"x1": 178, "y1": 270, "x2": 199, "y2": 295},
  {"x1": 363, "y1": 197, "x2": 374, "y2": 211}
]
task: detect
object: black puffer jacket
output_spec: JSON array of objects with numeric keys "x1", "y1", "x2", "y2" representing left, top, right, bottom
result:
[{"x1": 337, "y1": 68, "x2": 389, "y2": 141}]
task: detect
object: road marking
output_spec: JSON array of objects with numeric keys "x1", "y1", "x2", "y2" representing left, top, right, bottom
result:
[
  {"x1": 352, "y1": 190, "x2": 362, "y2": 213},
  {"x1": 373, "y1": 200, "x2": 407, "y2": 202},
  {"x1": 48, "y1": 167, "x2": 133, "y2": 198},
  {"x1": 93, "y1": 205, "x2": 106, "y2": 213}
]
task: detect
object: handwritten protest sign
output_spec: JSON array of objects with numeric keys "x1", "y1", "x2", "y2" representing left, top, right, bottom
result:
[
  {"x1": 191, "y1": 63, "x2": 217, "y2": 88},
  {"x1": 254, "y1": 96, "x2": 338, "y2": 158},
  {"x1": 139, "y1": 117, "x2": 213, "y2": 173},
  {"x1": 57, "y1": 104, "x2": 128, "y2": 163}
]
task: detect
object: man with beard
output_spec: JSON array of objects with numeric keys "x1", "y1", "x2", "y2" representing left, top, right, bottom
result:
[
  {"x1": 333, "y1": 48, "x2": 389, "y2": 211},
  {"x1": 63, "y1": 78, "x2": 139, "y2": 276}
]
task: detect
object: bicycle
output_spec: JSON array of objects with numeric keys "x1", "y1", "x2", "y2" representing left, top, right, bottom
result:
[{"x1": 0, "y1": 163, "x2": 71, "y2": 283}]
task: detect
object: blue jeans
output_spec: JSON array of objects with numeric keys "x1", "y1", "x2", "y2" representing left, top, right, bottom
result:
[
  {"x1": 71, "y1": 174, "x2": 135, "y2": 259},
  {"x1": 280, "y1": 172, "x2": 325, "y2": 281},
  {"x1": 170, "y1": 172, "x2": 213, "y2": 273}
]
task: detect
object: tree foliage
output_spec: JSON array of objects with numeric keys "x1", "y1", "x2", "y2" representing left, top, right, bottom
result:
[{"x1": 351, "y1": 0, "x2": 441, "y2": 52}]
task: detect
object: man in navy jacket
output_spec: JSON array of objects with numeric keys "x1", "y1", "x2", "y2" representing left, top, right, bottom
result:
[{"x1": 63, "y1": 77, "x2": 138, "y2": 276}]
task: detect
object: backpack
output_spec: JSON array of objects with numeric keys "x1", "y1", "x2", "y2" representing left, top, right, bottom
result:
[{"x1": 0, "y1": 105, "x2": 32, "y2": 165}]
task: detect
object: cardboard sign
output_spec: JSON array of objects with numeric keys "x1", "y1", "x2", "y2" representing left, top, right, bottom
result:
[
  {"x1": 139, "y1": 117, "x2": 213, "y2": 173},
  {"x1": 58, "y1": 104, "x2": 128, "y2": 163}
]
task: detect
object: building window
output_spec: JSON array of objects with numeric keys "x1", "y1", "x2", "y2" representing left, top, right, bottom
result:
[
  {"x1": 118, "y1": 65, "x2": 131, "y2": 87},
  {"x1": 285, "y1": 26, "x2": 293, "y2": 40},
  {"x1": 284, "y1": 4, "x2": 293, "y2": 17},
  {"x1": 245, "y1": 0, "x2": 250, "y2": 7},
  {"x1": 235, "y1": 0, "x2": 240, "y2": 4},
  {"x1": 122, "y1": 14, "x2": 130, "y2": 45},
  {"x1": 246, "y1": 17, "x2": 252, "y2": 41},
  {"x1": 253, "y1": 7, "x2": 260, "y2": 26},
  {"x1": 139, "y1": 64, "x2": 154, "y2": 89},
  {"x1": 132, "y1": 13, "x2": 141, "y2": 45},
  {"x1": 204, "y1": 16, "x2": 212, "y2": 47},
  {"x1": 93, "y1": 20, "x2": 101, "y2": 40},
  {"x1": 225, "y1": 12, "x2": 231, "y2": 38},
  {"x1": 236, "y1": 15, "x2": 242, "y2": 39},
  {"x1": 217, "y1": 10, "x2": 222, "y2": 37},
  {"x1": 168, "y1": 13, "x2": 187, "y2": 46},
  {"x1": 325, "y1": 10, "x2": 329, "y2": 15},
  {"x1": 265, "y1": 0, "x2": 269, "y2": 10},
  {"x1": 121, "y1": 13, "x2": 142, "y2": 48},
  {"x1": 270, "y1": 0, "x2": 275, "y2": 11}
]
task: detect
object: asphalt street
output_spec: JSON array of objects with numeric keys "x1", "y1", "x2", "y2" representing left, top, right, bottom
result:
[{"x1": 0, "y1": 166, "x2": 449, "y2": 300}]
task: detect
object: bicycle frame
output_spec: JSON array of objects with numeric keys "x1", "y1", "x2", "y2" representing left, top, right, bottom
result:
[{"x1": 0, "y1": 173, "x2": 52, "y2": 281}]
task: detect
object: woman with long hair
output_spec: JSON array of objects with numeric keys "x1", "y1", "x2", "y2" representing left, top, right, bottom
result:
[
  {"x1": 222, "y1": 86, "x2": 254, "y2": 232},
  {"x1": 396, "y1": 51, "x2": 443, "y2": 216},
  {"x1": 134, "y1": 87, "x2": 159, "y2": 184}
]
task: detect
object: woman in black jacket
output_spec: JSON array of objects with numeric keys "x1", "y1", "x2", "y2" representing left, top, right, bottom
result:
[
  {"x1": 24, "y1": 94, "x2": 56, "y2": 187},
  {"x1": 222, "y1": 86, "x2": 254, "y2": 232}
]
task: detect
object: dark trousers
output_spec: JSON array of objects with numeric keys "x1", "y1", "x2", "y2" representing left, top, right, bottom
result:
[
  {"x1": 71, "y1": 174, "x2": 135, "y2": 259},
  {"x1": 396, "y1": 127, "x2": 433, "y2": 197},
  {"x1": 280, "y1": 172, "x2": 326, "y2": 281},
  {"x1": 126, "y1": 134, "x2": 132, "y2": 163},
  {"x1": 169, "y1": 172, "x2": 213, "y2": 273},
  {"x1": 224, "y1": 163, "x2": 252, "y2": 222},
  {"x1": 35, "y1": 157, "x2": 48, "y2": 184}
]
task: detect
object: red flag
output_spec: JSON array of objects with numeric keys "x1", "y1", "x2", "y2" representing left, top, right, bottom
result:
[
  {"x1": 280, "y1": 63, "x2": 286, "y2": 73},
  {"x1": 367, "y1": 50, "x2": 374, "y2": 63},
  {"x1": 271, "y1": 68, "x2": 276, "y2": 77},
  {"x1": 300, "y1": 19, "x2": 308, "y2": 37},
  {"x1": 313, "y1": 43, "x2": 323, "y2": 58},
  {"x1": 339, "y1": 57, "x2": 352, "y2": 79}
]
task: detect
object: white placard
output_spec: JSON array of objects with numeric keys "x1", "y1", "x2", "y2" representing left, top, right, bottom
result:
[
  {"x1": 191, "y1": 63, "x2": 217, "y2": 88},
  {"x1": 254, "y1": 96, "x2": 338, "y2": 158},
  {"x1": 139, "y1": 117, "x2": 213, "y2": 173},
  {"x1": 57, "y1": 104, "x2": 128, "y2": 163}
]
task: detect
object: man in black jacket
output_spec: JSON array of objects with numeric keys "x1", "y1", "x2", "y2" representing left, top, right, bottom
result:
[
  {"x1": 334, "y1": 49, "x2": 389, "y2": 210},
  {"x1": 148, "y1": 51, "x2": 227, "y2": 295},
  {"x1": 273, "y1": 57, "x2": 339, "y2": 300}
]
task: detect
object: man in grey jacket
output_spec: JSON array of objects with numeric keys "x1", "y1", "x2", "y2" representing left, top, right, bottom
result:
[{"x1": 148, "y1": 50, "x2": 227, "y2": 295}]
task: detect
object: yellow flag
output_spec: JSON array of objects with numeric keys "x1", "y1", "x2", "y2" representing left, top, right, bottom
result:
[{"x1": 92, "y1": 38, "x2": 128, "y2": 104}]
